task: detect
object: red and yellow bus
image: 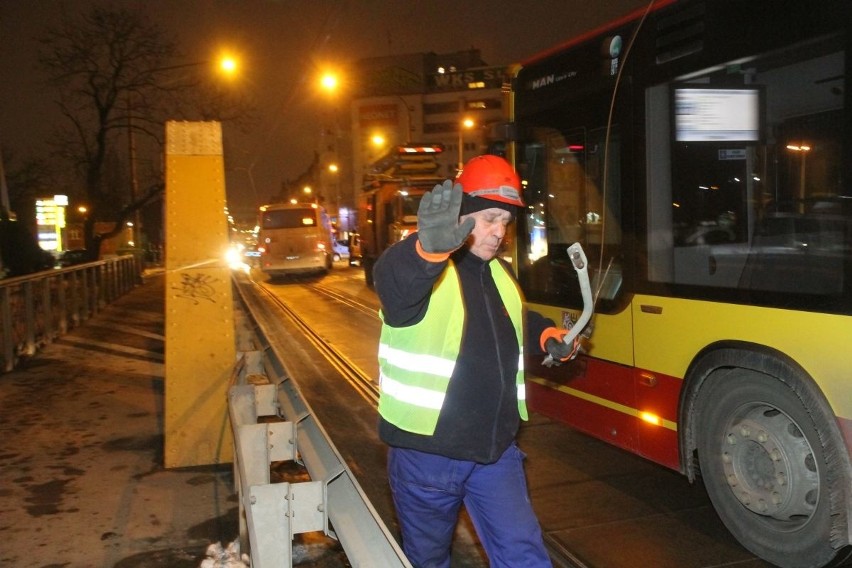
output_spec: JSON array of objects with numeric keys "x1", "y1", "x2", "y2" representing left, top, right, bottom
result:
[{"x1": 508, "y1": 2, "x2": 852, "y2": 567}]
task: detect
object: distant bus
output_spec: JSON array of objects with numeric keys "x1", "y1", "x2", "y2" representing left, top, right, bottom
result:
[
  {"x1": 508, "y1": 2, "x2": 852, "y2": 567},
  {"x1": 257, "y1": 202, "x2": 333, "y2": 278}
]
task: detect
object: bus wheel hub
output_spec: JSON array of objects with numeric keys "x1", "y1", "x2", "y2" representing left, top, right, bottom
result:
[{"x1": 721, "y1": 405, "x2": 818, "y2": 522}]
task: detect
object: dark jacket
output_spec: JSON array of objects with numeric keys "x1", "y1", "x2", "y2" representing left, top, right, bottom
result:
[{"x1": 374, "y1": 233, "x2": 552, "y2": 463}]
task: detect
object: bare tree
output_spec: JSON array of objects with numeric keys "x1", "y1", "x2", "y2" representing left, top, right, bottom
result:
[
  {"x1": 37, "y1": 4, "x2": 254, "y2": 259},
  {"x1": 2, "y1": 152, "x2": 57, "y2": 226}
]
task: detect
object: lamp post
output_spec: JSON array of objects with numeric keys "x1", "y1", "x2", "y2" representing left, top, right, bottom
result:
[
  {"x1": 395, "y1": 94, "x2": 413, "y2": 144},
  {"x1": 458, "y1": 117, "x2": 475, "y2": 170},
  {"x1": 327, "y1": 163, "x2": 339, "y2": 216},
  {"x1": 127, "y1": 91, "x2": 140, "y2": 248},
  {"x1": 319, "y1": 72, "x2": 346, "y2": 216},
  {"x1": 786, "y1": 143, "x2": 811, "y2": 204},
  {"x1": 235, "y1": 163, "x2": 258, "y2": 207}
]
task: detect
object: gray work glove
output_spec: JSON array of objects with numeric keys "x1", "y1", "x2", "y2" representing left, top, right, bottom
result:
[
  {"x1": 545, "y1": 337, "x2": 579, "y2": 363},
  {"x1": 417, "y1": 179, "x2": 475, "y2": 254},
  {"x1": 541, "y1": 326, "x2": 582, "y2": 367}
]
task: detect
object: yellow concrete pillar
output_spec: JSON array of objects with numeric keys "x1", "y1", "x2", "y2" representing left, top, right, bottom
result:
[{"x1": 164, "y1": 121, "x2": 235, "y2": 467}]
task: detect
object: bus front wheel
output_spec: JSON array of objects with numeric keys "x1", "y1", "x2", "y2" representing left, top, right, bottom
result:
[{"x1": 696, "y1": 368, "x2": 851, "y2": 568}]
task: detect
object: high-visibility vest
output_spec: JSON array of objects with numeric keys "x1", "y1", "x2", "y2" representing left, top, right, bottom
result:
[{"x1": 377, "y1": 259, "x2": 527, "y2": 435}]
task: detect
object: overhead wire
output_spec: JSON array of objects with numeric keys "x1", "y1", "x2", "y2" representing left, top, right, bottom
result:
[{"x1": 595, "y1": 0, "x2": 657, "y2": 306}]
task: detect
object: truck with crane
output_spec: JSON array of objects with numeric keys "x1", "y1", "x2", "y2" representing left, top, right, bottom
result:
[{"x1": 350, "y1": 143, "x2": 446, "y2": 286}]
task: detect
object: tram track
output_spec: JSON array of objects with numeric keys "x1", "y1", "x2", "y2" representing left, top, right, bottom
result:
[
  {"x1": 243, "y1": 270, "x2": 771, "y2": 568},
  {"x1": 244, "y1": 272, "x2": 587, "y2": 568},
  {"x1": 307, "y1": 281, "x2": 381, "y2": 319},
  {"x1": 251, "y1": 278, "x2": 380, "y2": 406}
]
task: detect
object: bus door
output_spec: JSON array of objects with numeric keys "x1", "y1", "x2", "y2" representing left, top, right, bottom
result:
[{"x1": 517, "y1": 103, "x2": 639, "y2": 455}]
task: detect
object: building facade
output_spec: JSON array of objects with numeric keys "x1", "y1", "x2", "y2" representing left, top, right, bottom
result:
[{"x1": 319, "y1": 49, "x2": 507, "y2": 232}]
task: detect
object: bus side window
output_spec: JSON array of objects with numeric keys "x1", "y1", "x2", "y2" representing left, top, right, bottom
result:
[{"x1": 644, "y1": 35, "x2": 847, "y2": 298}]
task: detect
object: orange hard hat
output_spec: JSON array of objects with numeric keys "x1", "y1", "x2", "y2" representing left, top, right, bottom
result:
[{"x1": 456, "y1": 155, "x2": 524, "y2": 207}]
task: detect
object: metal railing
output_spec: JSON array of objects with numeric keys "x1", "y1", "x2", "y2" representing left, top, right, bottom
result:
[
  {"x1": 0, "y1": 255, "x2": 142, "y2": 372},
  {"x1": 230, "y1": 275, "x2": 412, "y2": 568}
]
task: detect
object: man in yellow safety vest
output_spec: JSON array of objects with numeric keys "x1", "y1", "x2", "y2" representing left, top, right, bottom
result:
[{"x1": 374, "y1": 154, "x2": 577, "y2": 568}]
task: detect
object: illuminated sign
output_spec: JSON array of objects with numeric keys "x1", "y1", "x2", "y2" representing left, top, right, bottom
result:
[
  {"x1": 429, "y1": 67, "x2": 504, "y2": 91},
  {"x1": 35, "y1": 195, "x2": 68, "y2": 251}
]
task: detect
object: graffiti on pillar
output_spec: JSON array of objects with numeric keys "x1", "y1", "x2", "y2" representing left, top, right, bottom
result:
[{"x1": 172, "y1": 271, "x2": 218, "y2": 304}]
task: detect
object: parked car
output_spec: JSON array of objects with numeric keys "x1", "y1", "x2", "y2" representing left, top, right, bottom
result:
[
  {"x1": 332, "y1": 240, "x2": 350, "y2": 262},
  {"x1": 0, "y1": 220, "x2": 55, "y2": 277},
  {"x1": 57, "y1": 249, "x2": 90, "y2": 268}
]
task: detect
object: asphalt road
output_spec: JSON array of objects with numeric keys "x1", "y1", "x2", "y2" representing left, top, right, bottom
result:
[{"x1": 0, "y1": 264, "x2": 774, "y2": 567}]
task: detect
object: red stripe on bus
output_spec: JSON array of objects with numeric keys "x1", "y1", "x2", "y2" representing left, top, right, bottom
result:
[
  {"x1": 520, "y1": 0, "x2": 679, "y2": 67},
  {"x1": 527, "y1": 356, "x2": 681, "y2": 471}
]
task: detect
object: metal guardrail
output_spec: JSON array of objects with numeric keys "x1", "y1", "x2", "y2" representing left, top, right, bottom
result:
[
  {"x1": 230, "y1": 276, "x2": 412, "y2": 568},
  {"x1": 0, "y1": 255, "x2": 142, "y2": 372}
]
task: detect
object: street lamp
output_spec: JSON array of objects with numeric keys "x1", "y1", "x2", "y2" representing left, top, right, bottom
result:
[
  {"x1": 325, "y1": 162, "x2": 341, "y2": 225},
  {"x1": 369, "y1": 133, "x2": 390, "y2": 168},
  {"x1": 320, "y1": 73, "x2": 338, "y2": 92},
  {"x1": 458, "y1": 117, "x2": 475, "y2": 170},
  {"x1": 786, "y1": 143, "x2": 811, "y2": 203},
  {"x1": 318, "y1": 71, "x2": 347, "y2": 217},
  {"x1": 321, "y1": 70, "x2": 412, "y2": 143},
  {"x1": 218, "y1": 56, "x2": 238, "y2": 76},
  {"x1": 126, "y1": 55, "x2": 240, "y2": 252},
  {"x1": 152, "y1": 55, "x2": 240, "y2": 78}
]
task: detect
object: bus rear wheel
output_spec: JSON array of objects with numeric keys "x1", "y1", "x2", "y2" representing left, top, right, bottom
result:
[{"x1": 696, "y1": 368, "x2": 851, "y2": 568}]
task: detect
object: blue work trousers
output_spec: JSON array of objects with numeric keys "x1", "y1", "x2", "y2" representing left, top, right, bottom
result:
[{"x1": 387, "y1": 443, "x2": 552, "y2": 568}]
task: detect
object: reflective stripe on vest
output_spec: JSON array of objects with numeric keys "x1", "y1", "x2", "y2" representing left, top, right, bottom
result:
[{"x1": 377, "y1": 259, "x2": 528, "y2": 435}]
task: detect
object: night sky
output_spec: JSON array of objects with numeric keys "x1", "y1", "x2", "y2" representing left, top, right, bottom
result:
[{"x1": 1, "y1": 0, "x2": 650, "y2": 220}]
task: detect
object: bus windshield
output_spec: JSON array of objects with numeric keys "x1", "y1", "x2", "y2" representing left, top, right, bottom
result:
[
  {"x1": 261, "y1": 208, "x2": 317, "y2": 230},
  {"x1": 516, "y1": 28, "x2": 850, "y2": 312}
]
